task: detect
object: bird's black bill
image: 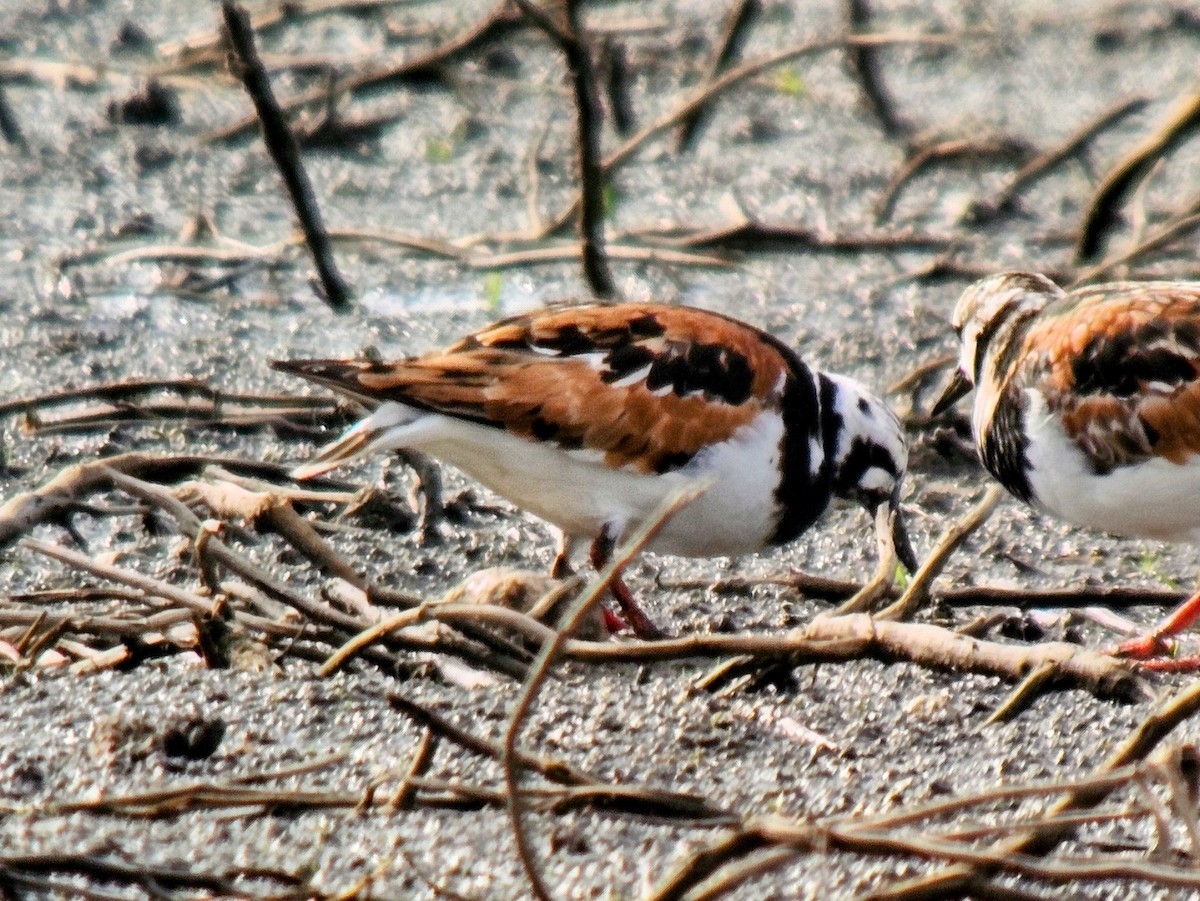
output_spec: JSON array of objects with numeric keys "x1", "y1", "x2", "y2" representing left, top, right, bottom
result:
[
  {"x1": 890, "y1": 504, "x2": 919, "y2": 574},
  {"x1": 930, "y1": 369, "x2": 973, "y2": 417}
]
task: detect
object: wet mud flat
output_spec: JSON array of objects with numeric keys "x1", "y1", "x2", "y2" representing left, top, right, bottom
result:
[{"x1": 3, "y1": 1, "x2": 1200, "y2": 898}]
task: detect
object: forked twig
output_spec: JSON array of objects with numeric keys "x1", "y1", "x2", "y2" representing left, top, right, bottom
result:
[
  {"x1": 1075, "y1": 91, "x2": 1200, "y2": 263},
  {"x1": 876, "y1": 485, "x2": 1003, "y2": 621},
  {"x1": 503, "y1": 479, "x2": 713, "y2": 901},
  {"x1": 865, "y1": 680, "x2": 1200, "y2": 900},
  {"x1": 834, "y1": 504, "x2": 899, "y2": 614}
]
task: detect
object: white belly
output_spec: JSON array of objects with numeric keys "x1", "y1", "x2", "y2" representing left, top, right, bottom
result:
[
  {"x1": 383, "y1": 404, "x2": 787, "y2": 557},
  {"x1": 1024, "y1": 391, "x2": 1200, "y2": 543}
]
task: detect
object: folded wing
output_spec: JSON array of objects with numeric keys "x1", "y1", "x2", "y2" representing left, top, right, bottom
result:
[
  {"x1": 273, "y1": 303, "x2": 803, "y2": 475},
  {"x1": 1020, "y1": 282, "x2": 1200, "y2": 473}
]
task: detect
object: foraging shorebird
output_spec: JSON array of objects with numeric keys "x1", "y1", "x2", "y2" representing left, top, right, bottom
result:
[
  {"x1": 275, "y1": 302, "x2": 916, "y2": 638},
  {"x1": 935, "y1": 271, "x2": 1200, "y2": 663}
]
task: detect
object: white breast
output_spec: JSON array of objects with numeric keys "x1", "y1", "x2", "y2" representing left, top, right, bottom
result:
[
  {"x1": 383, "y1": 404, "x2": 789, "y2": 557},
  {"x1": 1023, "y1": 390, "x2": 1200, "y2": 543}
]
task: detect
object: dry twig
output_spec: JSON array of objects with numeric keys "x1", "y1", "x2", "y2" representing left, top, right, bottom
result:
[
  {"x1": 845, "y1": 0, "x2": 907, "y2": 139},
  {"x1": 875, "y1": 136, "x2": 1033, "y2": 224},
  {"x1": 204, "y1": 1, "x2": 526, "y2": 144},
  {"x1": 1072, "y1": 193, "x2": 1200, "y2": 286},
  {"x1": 675, "y1": 0, "x2": 761, "y2": 152},
  {"x1": 970, "y1": 94, "x2": 1149, "y2": 223},
  {"x1": 503, "y1": 481, "x2": 712, "y2": 901},
  {"x1": 876, "y1": 485, "x2": 1003, "y2": 621},
  {"x1": 0, "y1": 80, "x2": 25, "y2": 148},
  {"x1": 513, "y1": 0, "x2": 615, "y2": 298},
  {"x1": 1075, "y1": 91, "x2": 1200, "y2": 263},
  {"x1": 864, "y1": 680, "x2": 1200, "y2": 900},
  {"x1": 540, "y1": 30, "x2": 965, "y2": 237},
  {"x1": 221, "y1": 1, "x2": 351, "y2": 310}
]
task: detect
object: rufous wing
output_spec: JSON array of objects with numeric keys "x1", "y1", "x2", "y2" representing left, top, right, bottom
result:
[
  {"x1": 273, "y1": 303, "x2": 805, "y2": 475},
  {"x1": 1019, "y1": 282, "x2": 1200, "y2": 472}
]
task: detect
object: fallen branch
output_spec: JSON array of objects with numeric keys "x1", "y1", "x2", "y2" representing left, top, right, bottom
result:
[
  {"x1": 864, "y1": 680, "x2": 1200, "y2": 900},
  {"x1": 1072, "y1": 195, "x2": 1200, "y2": 286},
  {"x1": 834, "y1": 504, "x2": 898, "y2": 615},
  {"x1": 504, "y1": 481, "x2": 712, "y2": 901},
  {"x1": 0, "y1": 80, "x2": 25, "y2": 148},
  {"x1": 599, "y1": 37, "x2": 634, "y2": 136},
  {"x1": 159, "y1": 0, "x2": 408, "y2": 65},
  {"x1": 651, "y1": 749, "x2": 1200, "y2": 900},
  {"x1": 319, "y1": 571, "x2": 1142, "y2": 702},
  {"x1": 386, "y1": 693, "x2": 730, "y2": 822},
  {"x1": 571, "y1": 614, "x2": 1140, "y2": 701},
  {"x1": 633, "y1": 219, "x2": 956, "y2": 253},
  {"x1": 515, "y1": 0, "x2": 614, "y2": 298},
  {"x1": 0, "y1": 849, "x2": 312, "y2": 899},
  {"x1": 845, "y1": 0, "x2": 908, "y2": 139},
  {"x1": 0, "y1": 57, "x2": 103, "y2": 90},
  {"x1": 877, "y1": 484, "x2": 1003, "y2": 620},
  {"x1": 58, "y1": 238, "x2": 289, "y2": 271},
  {"x1": 204, "y1": 0, "x2": 526, "y2": 144},
  {"x1": 970, "y1": 94, "x2": 1150, "y2": 223},
  {"x1": 0, "y1": 377, "x2": 345, "y2": 436},
  {"x1": 874, "y1": 136, "x2": 1033, "y2": 224},
  {"x1": 101, "y1": 468, "x2": 530, "y2": 679},
  {"x1": 676, "y1": 0, "x2": 761, "y2": 152},
  {"x1": 221, "y1": 1, "x2": 351, "y2": 310},
  {"x1": 540, "y1": 30, "x2": 969, "y2": 237},
  {"x1": 22, "y1": 538, "x2": 218, "y2": 617},
  {"x1": 0, "y1": 452, "x2": 291, "y2": 550},
  {"x1": 1074, "y1": 91, "x2": 1200, "y2": 263}
]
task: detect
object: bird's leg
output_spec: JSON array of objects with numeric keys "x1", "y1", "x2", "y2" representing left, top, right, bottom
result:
[
  {"x1": 554, "y1": 531, "x2": 626, "y2": 634},
  {"x1": 551, "y1": 530, "x2": 577, "y2": 579},
  {"x1": 394, "y1": 450, "x2": 445, "y2": 543},
  {"x1": 1109, "y1": 589, "x2": 1200, "y2": 665},
  {"x1": 590, "y1": 527, "x2": 665, "y2": 640}
]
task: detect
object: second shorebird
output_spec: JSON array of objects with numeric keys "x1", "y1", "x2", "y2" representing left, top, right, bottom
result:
[
  {"x1": 275, "y1": 302, "x2": 916, "y2": 638},
  {"x1": 935, "y1": 271, "x2": 1200, "y2": 664}
]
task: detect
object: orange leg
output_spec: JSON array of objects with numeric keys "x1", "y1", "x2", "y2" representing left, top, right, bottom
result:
[
  {"x1": 1109, "y1": 590, "x2": 1200, "y2": 665},
  {"x1": 590, "y1": 528, "x2": 666, "y2": 640}
]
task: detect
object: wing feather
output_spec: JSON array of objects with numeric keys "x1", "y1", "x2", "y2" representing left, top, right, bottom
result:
[
  {"x1": 274, "y1": 304, "x2": 803, "y2": 475},
  {"x1": 1019, "y1": 282, "x2": 1200, "y2": 472}
]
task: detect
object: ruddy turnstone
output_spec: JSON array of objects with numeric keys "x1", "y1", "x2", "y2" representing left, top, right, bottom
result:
[
  {"x1": 274, "y1": 302, "x2": 916, "y2": 638},
  {"x1": 934, "y1": 271, "x2": 1200, "y2": 662}
]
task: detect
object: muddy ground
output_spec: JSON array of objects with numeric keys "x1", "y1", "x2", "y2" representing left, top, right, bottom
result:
[{"x1": 3, "y1": 1, "x2": 1200, "y2": 898}]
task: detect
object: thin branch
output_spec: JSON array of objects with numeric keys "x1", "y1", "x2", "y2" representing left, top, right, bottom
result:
[
  {"x1": 1074, "y1": 91, "x2": 1200, "y2": 263},
  {"x1": 864, "y1": 679, "x2": 1200, "y2": 900},
  {"x1": 513, "y1": 0, "x2": 615, "y2": 298},
  {"x1": 203, "y1": 1, "x2": 526, "y2": 144},
  {"x1": 540, "y1": 30, "x2": 968, "y2": 237},
  {"x1": 834, "y1": 504, "x2": 898, "y2": 614},
  {"x1": 971, "y1": 94, "x2": 1150, "y2": 223},
  {"x1": 503, "y1": 480, "x2": 712, "y2": 901},
  {"x1": 0, "y1": 453, "x2": 289, "y2": 550},
  {"x1": 675, "y1": 0, "x2": 761, "y2": 152},
  {"x1": 220, "y1": 1, "x2": 351, "y2": 310},
  {"x1": 876, "y1": 485, "x2": 1003, "y2": 621},
  {"x1": 845, "y1": 0, "x2": 908, "y2": 139},
  {"x1": 0, "y1": 80, "x2": 25, "y2": 148},
  {"x1": 875, "y1": 136, "x2": 1033, "y2": 224},
  {"x1": 1072, "y1": 199, "x2": 1200, "y2": 286}
]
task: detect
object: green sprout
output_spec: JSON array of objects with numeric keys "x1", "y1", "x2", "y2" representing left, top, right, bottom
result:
[
  {"x1": 772, "y1": 66, "x2": 806, "y2": 98},
  {"x1": 482, "y1": 272, "x2": 503, "y2": 311},
  {"x1": 424, "y1": 135, "x2": 455, "y2": 164}
]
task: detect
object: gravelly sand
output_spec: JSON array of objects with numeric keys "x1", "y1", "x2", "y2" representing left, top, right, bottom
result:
[{"x1": 2, "y1": 2, "x2": 1200, "y2": 898}]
